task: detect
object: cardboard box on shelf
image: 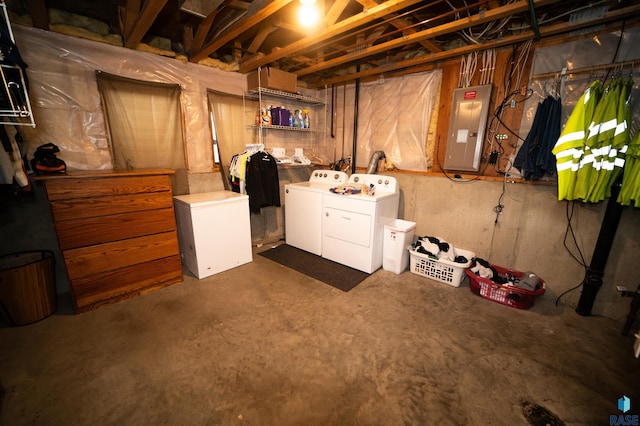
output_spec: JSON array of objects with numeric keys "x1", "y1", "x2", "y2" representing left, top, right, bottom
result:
[{"x1": 247, "y1": 67, "x2": 297, "y2": 93}]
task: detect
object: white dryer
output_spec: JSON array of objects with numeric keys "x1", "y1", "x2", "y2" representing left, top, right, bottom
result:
[
  {"x1": 322, "y1": 174, "x2": 400, "y2": 273},
  {"x1": 284, "y1": 170, "x2": 348, "y2": 255}
]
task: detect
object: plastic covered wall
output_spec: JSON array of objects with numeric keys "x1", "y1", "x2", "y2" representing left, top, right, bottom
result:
[
  {"x1": 327, "y1": 70, "x2": 441, "y2": 172},
  {"x1": 358, "y1": 71, "x2": 441, "y2": 171},
  {"x1": 12, "y1": 25, "x2": 244, "y2": 172}
]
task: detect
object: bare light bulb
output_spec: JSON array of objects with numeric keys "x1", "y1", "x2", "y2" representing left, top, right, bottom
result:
[{"x1": 298, "y1": 3, "x2": 319, "y2": 27}]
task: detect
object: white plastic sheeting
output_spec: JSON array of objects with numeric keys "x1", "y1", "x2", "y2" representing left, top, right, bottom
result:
[
  {"x1": 11, "y1": 24, "x2": 441, "y2": 173},
  {"x1": 357, "y1": 71, "x2": 442, "y2": 171},
  {"x1": 12, "y1": 25, "x2": 243, "y2": 172},
  {"x1": 328, "y1": 71, "x2": 441, "y2": 172}
]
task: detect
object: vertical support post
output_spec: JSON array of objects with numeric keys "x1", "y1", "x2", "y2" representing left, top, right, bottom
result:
[{"x1": 575, "y1": 176, "x2": 624, "y2": 315}]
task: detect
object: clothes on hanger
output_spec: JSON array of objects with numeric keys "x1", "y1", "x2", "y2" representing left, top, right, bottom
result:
[
  {"x1": 552, "y1": 76, "x2": 633, "y2": 203},
  {"x1": 514, "y1": 94, "x2": 562, "y2": 180},
  {"x1": 245, "y1": 150, "x2": 280, "y2": 214},
  {"x1": 618, "y1": 128, "x2": 640, "y2": 207},
  {"x1": 228, "y1": 144, "x2": 280, "y2": 213}
]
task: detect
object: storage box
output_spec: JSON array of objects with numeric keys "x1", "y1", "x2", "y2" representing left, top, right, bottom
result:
[
  {"x1": 247, "y1": 67, "x2": 297, "y2": 93},
  {"x1": 409, "y1": 248, "x2": 474, "y2": 287},
  {"x1": 466, "y1": 264, "x2": 545, "y2": 310},
  {"x1": 383, "y1": 219, "x2": 416, "y2": 274}
]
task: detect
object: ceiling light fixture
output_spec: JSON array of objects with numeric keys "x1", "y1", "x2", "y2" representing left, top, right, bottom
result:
[{"x1": 298, "y1": 0, "x2": 320, "y2": 28}]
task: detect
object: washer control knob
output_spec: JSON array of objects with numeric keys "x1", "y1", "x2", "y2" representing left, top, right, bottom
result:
[
  {"x1": 378, "y1": 179, "x2": 383, "y2": 184},
  {"x1": 385, "y1": 179, "x2": 389, "y2": 185},
  {"x1": 353, "y1": 176, "x2": 360, "y2": 183}
]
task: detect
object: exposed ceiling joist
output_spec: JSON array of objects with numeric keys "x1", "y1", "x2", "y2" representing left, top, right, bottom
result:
[
  {"x1": 26, "y1": 0, "x2": 48, "y2": 30},
  {"x1": 317, "y1": 1, "x2": 640, "y2": 87},
  {"x1": 240, "y1": 0, "x2": 426, "y2": 72},
  {"x1": 124, "y1": 0, "x2": 168, "y2": 48},
  {"x1": 190, "y1": 0, "x2": 294, "y2": 62},
  {"x1": 296, "y1": 0, "x2": 558, "y2": 77}
]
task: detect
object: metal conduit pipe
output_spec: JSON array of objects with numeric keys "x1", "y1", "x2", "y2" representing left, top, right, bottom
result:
[
  {"x1": 527, "y1": 0, "x2": 540, "y2": 40},
  {"x1": 366, "y1": 151, "x2": 386, "y2": 174},
  {"x1": 351, "y1": 69, "x2": 360, "y2": 175}
]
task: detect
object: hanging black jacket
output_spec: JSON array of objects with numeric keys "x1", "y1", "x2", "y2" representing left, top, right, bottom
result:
[{"x1": 245, "y1": 151, "x2": 280, "y2": 213}]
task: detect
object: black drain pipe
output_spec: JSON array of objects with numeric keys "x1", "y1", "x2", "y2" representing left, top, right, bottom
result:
[
  {"x1": 351, "y1": 67, "x2": 360, "y2": 175},
  {"x1": 575, "y1": 175, "x2": 624, "y2": 315}
]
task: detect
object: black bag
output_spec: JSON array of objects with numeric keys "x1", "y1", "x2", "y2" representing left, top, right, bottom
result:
[{"x1": 31, "y1": 143, "x2": 66, "y2": 174}]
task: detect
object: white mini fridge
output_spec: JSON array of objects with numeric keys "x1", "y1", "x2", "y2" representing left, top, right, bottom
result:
[{"x1": 173, "y1": 191, "x2": 252, "y2": 279}]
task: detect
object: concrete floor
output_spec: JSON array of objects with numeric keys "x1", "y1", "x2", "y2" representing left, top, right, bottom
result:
[{"x1": 1, "y1": 245, "x2": 638, "y2": 426}]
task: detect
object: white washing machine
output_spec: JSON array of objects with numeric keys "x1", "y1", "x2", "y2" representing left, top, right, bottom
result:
[
  {"x1": 284, "y1": 170, "x2": 348, "y2": 255},
  {"x1": 322, "y1": 173, "x2": 400, "y2": 273}
]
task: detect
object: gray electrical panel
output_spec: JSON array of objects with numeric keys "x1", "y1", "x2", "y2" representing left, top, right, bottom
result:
[{"x1": 443, "y1": 84, "x2": 492, "y2": 171}]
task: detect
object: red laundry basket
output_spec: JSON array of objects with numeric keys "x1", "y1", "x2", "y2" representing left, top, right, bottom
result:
[{"x1": 466, "y1": 264, "x2": 545, "y2": 310}]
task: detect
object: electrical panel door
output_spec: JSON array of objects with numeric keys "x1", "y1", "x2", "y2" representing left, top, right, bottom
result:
[{"x1": 443, "y1": 85, "x2": 492, "y2": 171}]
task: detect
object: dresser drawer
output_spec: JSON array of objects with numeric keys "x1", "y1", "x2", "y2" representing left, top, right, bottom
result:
[
  {"x1": 55, "y1": 207, "x2": 177, "y2": 250},
  {"x1": 49, "y1": 192, "x2": 174, "y2": 222},
  {"x1": 44, "y1": 175, "x2": 171, "y2": 201},
  {"x1": 63, "y1": 231, "x2": 180, "y2": 280},
  {"x1": 71, "y1": 255, "x2": 183, "y2": 312}
]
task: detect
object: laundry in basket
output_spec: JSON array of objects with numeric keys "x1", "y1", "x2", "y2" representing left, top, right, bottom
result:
[
  {"x1": 466, "y1": 258, "x2": 545, "y2": 310},
  {"x1": 408, "y1": 235, "x2": 474, "y2": 287}
]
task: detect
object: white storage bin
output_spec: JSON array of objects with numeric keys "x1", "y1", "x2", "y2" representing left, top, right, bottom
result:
[{"x1": 383, "y1": 219, "x2": 416, "y2": 274}]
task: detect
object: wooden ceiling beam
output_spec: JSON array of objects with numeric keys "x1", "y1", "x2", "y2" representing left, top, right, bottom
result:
[
  {"x1": 183, "y1": 24, "x2": 194, "y2": 54},
  {"x1": 26, "y1": 0, "x2": 49, "y2": 31},
  {"x1": 124, "y1": 0, "x2": 168, "y2": 49},
  {"x1": 240, "y1": 0, "x2": 426, "y2": 73},
  {"x1": 325, "y1": 0, "x2": 353, "y2": 27},
  {"x1": 356, "y1": 0, "x2": 442, "y2": 53},
  {"x1": 296, "y1": 0, "x2": 560, "y2": 77},
  {"x1": 191, "y1": 8, "x2": 218, "y2": 53},
  {"x1": 190, "y1": 0, "x2": 294, "y2": 63},
  {"x1": 245, "y1": 25, "x2": 278, "y2": 55},
  {"x1": 122, "y1": 0, "x2": 141, "y2": 37}
]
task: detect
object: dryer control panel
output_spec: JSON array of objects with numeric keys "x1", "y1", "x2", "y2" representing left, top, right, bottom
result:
[
  {"x1": 309, "y1": 170, "x2": 348, "y2": 185},
  {"x1": 348, "y1": 174, "x2": 398, "y2": 194}
]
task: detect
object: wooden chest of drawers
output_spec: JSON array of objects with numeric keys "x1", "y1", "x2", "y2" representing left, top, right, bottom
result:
[{"x1": 40, "y1": 169, "x2": 183, "y2": 313}]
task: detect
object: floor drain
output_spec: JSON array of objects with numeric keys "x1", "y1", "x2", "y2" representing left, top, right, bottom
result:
[{"x1": 521, "y1": 400, "x2": 565, "y2": 426}]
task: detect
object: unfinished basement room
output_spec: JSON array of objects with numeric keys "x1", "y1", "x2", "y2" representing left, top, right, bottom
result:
[{"x1": 1, "y1": 0, "x2": 640, "y2": 425}]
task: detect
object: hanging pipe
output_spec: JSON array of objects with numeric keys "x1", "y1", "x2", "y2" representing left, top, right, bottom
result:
[
  {"x1": 575, "y1": 174, "x2": 624, "y2": 316},
  {"x1": 330, "y1": 84, "x2": 336, "y2": 139},
  {"x1": 351, "y1": 67, "x2": 360, "y2": 175},
  {"x1": 527, "y1": 0, "x2": 540, "y2": 40},
  {"x1": 330, "y1": 84, "x2": 336, "y2": 167}
]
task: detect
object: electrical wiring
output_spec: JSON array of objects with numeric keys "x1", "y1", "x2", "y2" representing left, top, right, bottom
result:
[
  {"x1": 485, "y1": 41, "x2": 533, "y2": 174},
  {"x1": 449, "y1": 0, "x2": 516, "y2": 45},
  {"x1": 554, "y1": 201, "x2": 589, "y2": 306},
  {"x1": 458, "y1": 51, "x2": 478, "y2": 87},
  {"x1": 508, "y1": 0, "x2": 609, "y2": 32},
  {"x1": 480, "y1": 48, "x2": 496, "y2": 86},
  {"x1": 493, "y1": 160, "x2": 511, "y2": 224}
]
